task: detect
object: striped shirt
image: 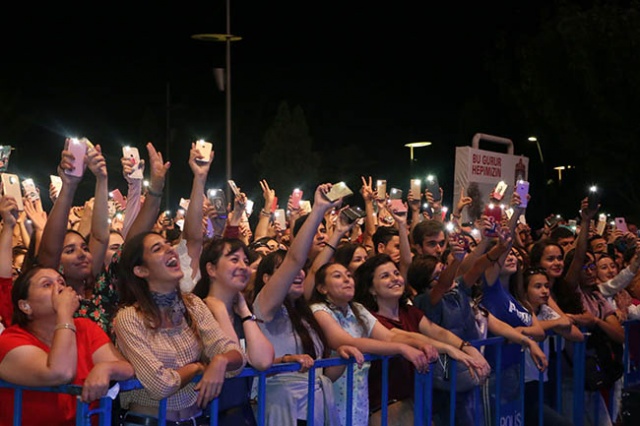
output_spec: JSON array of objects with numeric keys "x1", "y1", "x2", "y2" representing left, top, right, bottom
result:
[{"x1": 114, "y1": 293, "x2": 245, "y2": 411}]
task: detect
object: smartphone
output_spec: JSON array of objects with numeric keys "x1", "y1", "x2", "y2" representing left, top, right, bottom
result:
[
  {"x1": 291, "y1": 188, "x2": 303, "y2": 209},
  {"x1": 245, "y1": 199, "x2": 254, "y2": 216},
  {"x1": 324, "y1": 182, "x2": 354, "y2": 202},
  {"x1": 110, "y1": 188, "x2": 126, "y2": 209},
  {"x1": 21, "y1": 178, "x2": 39, "y2": 202},
  {"x1": 299, "y1": 200, "x2": 312, "y2": 214},
  {"x1": 122, "y1": 146, "x2": 144, "y2": 180},
  {"x1": 491, "y1": 181, "x2": 508, "y2": 201},
  {"x1": 596, "y1": 213, "x2": 607, "y2": 236},
  {"x1": 588, "y1": 186, "x2": 600, "y2": 210},
  {"x1": 515, "y1": 180, "x2": 530, "y2": 208},
  {"x1": 228, "y1": 180, "x2": 240, "y2": 197},
  {"x1": 65, "y1": 138, "x2": 87, "y2": 177},
  {"x1": 195, "y1": 139, "x2": 213, "y2": 163},
  {"x1": 615, "y1": 217, "x2": 629, "y2": 233},
  {"x1": 410, "y1": 179, "x2": 421, "y2": 200},
  {"x1": 270, "y1": 196, "x2": 278, "y2": 213},
  {"x1": 208, "y1": 189, "x2": 227, "y2": 217},
  {"x1": 341, "y1": 206, "x2": 366, "y2": 224},
  {"x1": 179, "y1": 198, "x2": 190, "y2": 210},
  {"x1": 483, "y1": 203, "x2": 502, "y2": 237},
  {"x1": 107, "y1": 200, "x2": 118, "y2": 218},
  {"x1": 389, "y1": 188, "x2": 403, "y2": 200},
  {"x1": 273, "y1": 209, "x2": 287, "y2": 230},
  {"x1": 50, "y1": 175, "x2": 62, "y2": 198},
  {"x1": 426, "y1": 175, "x2": 441, "y2": 202},
  {"x1": 376, "y1": 179, "x2": 387, "y2": 200},
  {"x1": 389, "y1": 199, "x2": 407, "y2": 214},
  {"x1": 1, "y1": 173, "x2": 24, "y2": 211}
]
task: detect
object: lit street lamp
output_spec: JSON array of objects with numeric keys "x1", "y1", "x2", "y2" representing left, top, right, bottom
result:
[
  {"x1": 528, "y1": 136, "x2": 544, "y2": 164},
  {"x1": 404, "y1": 141, "x2": 432, "y2": 165}
]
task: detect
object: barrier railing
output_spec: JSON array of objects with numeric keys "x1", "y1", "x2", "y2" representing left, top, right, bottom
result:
[{"x1": 1, "y1": 330, "x2": 599, "y2": 426}]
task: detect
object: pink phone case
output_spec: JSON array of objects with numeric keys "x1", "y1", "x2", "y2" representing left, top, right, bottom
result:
[
  {"x1": 291, "y1": 189, "x2": 303, "y2": 209},
  {"x1": 65, "y1": 139, "x2": 87, "y2": 177}
]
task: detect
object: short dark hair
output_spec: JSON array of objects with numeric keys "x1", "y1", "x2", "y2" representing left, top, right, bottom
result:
[
  {"x1": 411, "y1": 220, "x2": 444, "y2": 247},
  {"x1": 550, "y1": 226, "x2": 575, "y2": 241},
  {"x1": 372, "y1": 226, "x2": 398, "y2": 253},
  {"x1": 406, "y1": 254, "x2": 440, "y2": 294}
]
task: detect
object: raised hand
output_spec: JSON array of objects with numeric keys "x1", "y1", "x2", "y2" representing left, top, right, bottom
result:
[
  {"x1": 360, "y1": 176, "x2": 376, "y2": 203},
  {"x1": 145, "y1": 142, "x2": 171, "y2": 192},
  {"x1": 86, "y1": 144, "x2": 108, "y2": 179}
]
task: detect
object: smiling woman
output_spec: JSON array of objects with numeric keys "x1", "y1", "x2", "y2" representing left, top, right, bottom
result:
[{"x1": 113, "y1": 231, "x2": 246, "y2": 426}]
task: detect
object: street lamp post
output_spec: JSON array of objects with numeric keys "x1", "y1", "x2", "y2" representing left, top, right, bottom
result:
[
  {"x1": 192, "y1": 0, "x2": 241, "y2": 201},
  {"x1": 404, "y1": 141, "x2": 432, "y2": 167},
  {"x1": 528, "y1": 136, "x2": 544, "y2": 164}
]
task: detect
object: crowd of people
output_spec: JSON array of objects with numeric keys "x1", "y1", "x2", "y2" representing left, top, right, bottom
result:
[{"x1": 0, "y1": 138, "x2": 638, "y2": 426}]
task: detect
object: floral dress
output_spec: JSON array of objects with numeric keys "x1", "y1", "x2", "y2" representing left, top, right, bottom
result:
[{"x1": 310, "y1": 301, "x2": 376, "y2": 426}]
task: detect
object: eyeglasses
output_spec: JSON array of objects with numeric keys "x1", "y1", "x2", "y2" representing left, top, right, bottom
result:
[
  {"x1": 582, "y1": 263, "x2": 596, "y2": 271},
  {"x1": 524, "y1": 267, "x2": 547, "y2": 276}
]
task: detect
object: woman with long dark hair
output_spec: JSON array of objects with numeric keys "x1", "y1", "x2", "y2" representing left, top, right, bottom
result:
[
  {"x1": 251, "y1": 184, "x2": 363, "y2": 426},
  {"x1": 113, "y1": 230, "x2": 245, "y2": 425}
]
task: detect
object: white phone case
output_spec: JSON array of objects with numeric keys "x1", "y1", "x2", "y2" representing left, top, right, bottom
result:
[
  {"x1": 1, "y1": 173, "x2": 24, "y2": 211},
  {"x1": 411, "y1": 179, "x2": 421, "y2": 200},
  {"x1": 65, "y1": 138, "x2": 87, "y2": 177},
  {"x1": 122, "y1": 146, "x2": 144, "y2": 180},
  {"x1": 50, "y1": 175, "x2": 62, "y2": 198},
  {"x1": 22, "y1": 178, "x2": 39, "y2": 202},
  {"x1": 274, "y1": 209, "x2": 287, "y2": 229},
  {"x1": 195, "y1": 140, "x2": 213, "y2": 163}
]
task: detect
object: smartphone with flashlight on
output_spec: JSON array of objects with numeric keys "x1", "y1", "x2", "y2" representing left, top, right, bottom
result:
[
  {"x1": 195, "y1": 139, "x2": 213, "y2": 163},
  {"x1": 65, "y1": 138, "x2": 87, "y2": 177},
  {"x1": 425, "y1": 175, "x2": 441, "y2": 201},
  {"x1": 410, "y1": 179, "x2": 421, "y2": 201},
  {"x1": 483, "y1": 203, "x2": 503, "y2": 237},
  {"x1": 1, "y1": 173, "x2": 24, "y2": 211},
  {"x1": 291, "y1": 188, "x2": 303, "y2": 209},
  {"x1": 122, "y1": 146, "x2": 144, "y2": 180},
  {"x1": 376, "y1": 179, "x2": 387, "y2": 200},
  {"x1": 324, "y1": 182, "x2": 354, "y2": 202},
  {"x1": 588, "y1": 185, "x2": 600, "y2": 210}
]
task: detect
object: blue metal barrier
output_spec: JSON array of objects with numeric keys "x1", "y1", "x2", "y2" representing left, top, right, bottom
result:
[
  {"x1": 624, "y1": 319, "x2": 640, "y2": 387},
  {"x1": 1, "y1": 328, "x2": 601, "y2": 426}
]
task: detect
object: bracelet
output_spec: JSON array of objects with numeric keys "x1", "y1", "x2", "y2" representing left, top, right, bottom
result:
[
  {"x1": 241, "y1": 314, "x2": 257, "y2": 323},
  {"x1": 459, "y1": 340, "x2": 470, "y2": 350},
  {"x1": 452, "y1": 213, "x2": 462, "y2": 219},
  {"x1": 324, "y1": 242, "x2": 337, "y2": 252},
  {"x1": 147, "y1": 188, "x2": 163, "y2": 198},
  {"x1": 259, "y1": 209, "x2": 271, "y2": 218},
  {"x1": 54, "y1": 323, "x2": 77, "y2": 333},
  {"x1": 486, "y1": 252, "x2": 499, "y2": 263}
]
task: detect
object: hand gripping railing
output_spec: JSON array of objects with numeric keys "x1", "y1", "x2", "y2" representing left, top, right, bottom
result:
[{"x1": 1, "y1": 328, "x2": 602, "y2": 426}]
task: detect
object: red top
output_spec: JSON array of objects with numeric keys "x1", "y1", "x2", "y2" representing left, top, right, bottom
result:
[
  {"x1": 368, "y1": 304, "x2": 424, "y2": 411},
  {"x1": 0, "y1": 318, "x2": 111, "y2": 426},
  {"x1": 0, "y1": 277, "x2": 12, "y2": 327}
]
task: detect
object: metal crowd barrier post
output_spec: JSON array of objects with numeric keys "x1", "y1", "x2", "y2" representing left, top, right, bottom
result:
[{"x1": 0, "y1": 353, "x2": 433, "y2": 426}]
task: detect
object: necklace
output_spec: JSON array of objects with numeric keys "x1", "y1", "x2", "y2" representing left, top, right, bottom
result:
[{"x1": 151, "y1": 290, "x2": 185, "y2": 326}]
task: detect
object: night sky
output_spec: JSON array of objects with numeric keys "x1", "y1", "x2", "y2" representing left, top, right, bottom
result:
[{"x1": 2, "y1": 1, "x2": 552, "y2": 217}]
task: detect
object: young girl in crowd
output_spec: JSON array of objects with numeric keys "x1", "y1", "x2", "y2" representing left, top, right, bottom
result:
[
  {"x1": 309, "y1": 260, "x2": 437, "y2": 426},
  {"x1": 114, "y1": 231, "x2": 245, "y2": 425},
  {"x1": 513, "y1": 268, "x2": 582, "y2": 426},
  {"x1": 251, "y1": 184, "x2": 363, "y2": 426},
  {"x1": 354, "y1": 254, "x2": 490, "y2": 426},
  {"x1": 193, "y1": 237, "x2": 274, "y2": 425}
]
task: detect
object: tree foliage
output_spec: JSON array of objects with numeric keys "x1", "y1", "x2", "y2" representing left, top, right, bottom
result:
[
  {"x1": 491, "y1": 0, "x2": 640, "y2": 217},
  {"x1": 255, "y1": 101, "x2": 321, "y2": 195}
]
